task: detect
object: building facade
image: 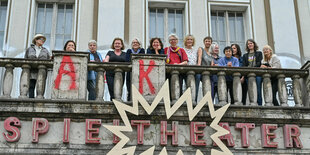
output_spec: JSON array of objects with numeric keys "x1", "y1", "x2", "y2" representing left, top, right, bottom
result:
[
  {"x1": 0, "y1": 0, "x2": 309, "y2": 67},
  {"x1": 0, "y1": 1, "x2": 310, "y2": 154}
]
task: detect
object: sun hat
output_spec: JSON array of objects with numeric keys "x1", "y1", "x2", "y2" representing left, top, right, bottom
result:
[{"x1": 32, "y1": 34, "x2": 46, "y2": 44}]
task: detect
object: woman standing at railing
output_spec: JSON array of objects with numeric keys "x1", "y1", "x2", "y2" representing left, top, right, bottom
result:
[
  {"x1": 261, "y1": 45, "x2": 281, "y2": 106},
  {"x1": 146, "y1": 38, "x2": 164, "y2": 54},
  {"x1": 126, "y1": 38, "x2": 145, "y2": 101},
  {"x1": 232, "y1": 43, "x2": 247, "y2": 105},
  {"x1": 196, "y1": 36, "x2": 213, "y2": 102},
  {"x1": 184, "y1": 35, "x2": 201, "y2": 101},
  {"x1": 105, "y1": 38, "x2": 126, "y2": 101},
  {"x1": 210, "y1": 43, "x2": 221, "y2": 103},
  {"x1": 63, "y1": 40, "x2": 76, "y2": 52},
  {"x1": 165, "y1": 34, "x2": 188, "y2": 96},
  {"x1": 87, "y1": 40, "x2": 103, "y2": 100},
  {"x1": 24, "y1": 34, "x2": 50, "y2": 98},
  {"x1": 242, "y1": 39, "x2": 263, "y2": 105},
  {"x1": 218, "y1": 46, "x2": 239, "y2": 104}
]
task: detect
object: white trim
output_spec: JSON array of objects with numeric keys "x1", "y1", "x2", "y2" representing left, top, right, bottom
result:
[
  {"x1": 250, "y1": 0, "x2": 255, "y2": 40},
  {"x1": 3, "y1": 0, "x2": 11, "y2": 56},
  {"x1": 145, "y1": 1, "x2": 149, "y2": 48},
  {"x1": 208, "y1": 0, "x2": 250, "y2": 2},
  {"x1": 27, "y1": 0, "x2": 36, "y2": 47},
  {"x1": 29, "y1": 1, "x2": 76, "y2": 51},
  {"x1": 207, "y1": 2, "x2": 253, "y2": 39},
  {"x1": 204, "y1": 0, "x2": 209, "y2": 36},
  {"x1": 142, "y1": 0, "x2": 146, "y2": 48},
  {"x1": 146, "y1": 0, "x2": 188, "y2": 47},
  {"x1": 184, "y1": 0, "x2": 189, "y2": 35},
  {"x1": 74, "y1": 0, "x2": 79, "y2": 50},
  {"x1": 188, "y1": 0, "x2": 192, "y2": 34},
  {"x1": 308, "y1": 0, "x2": 310, "y2": 16}
]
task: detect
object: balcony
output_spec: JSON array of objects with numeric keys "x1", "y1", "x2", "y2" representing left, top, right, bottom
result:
[{"x1": 1, "y1": 52, "x2": 309, "y2": 106}]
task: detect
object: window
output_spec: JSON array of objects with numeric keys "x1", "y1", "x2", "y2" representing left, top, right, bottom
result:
[
  {"x1": 35, "y1": 2, "x2": 74, "y2": 50},
  {"x1": 149, "y1": 7, "x2": 184, "y2": 47},
  {"x1": 211, "y1": 10, "x2": 246, "y2": 54},
  {"x1": 0, "y1": 0, "x2": 8, "y2": 52}
]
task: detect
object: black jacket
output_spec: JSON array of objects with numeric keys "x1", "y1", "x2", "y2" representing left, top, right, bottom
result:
[{"x1": 242, "y1": 51, "x2": 263, "y2": 67}]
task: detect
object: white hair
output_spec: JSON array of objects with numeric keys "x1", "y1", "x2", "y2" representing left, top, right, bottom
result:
[
  {"x1": 88, "y1": 40, "x2": 97, "y2": 45},
  {"x1": 131, "y1": 38, "x2": 142, "y2": 46},
  {"x1": 168, "y1": 34, "x2": 179, "y2": 40}
]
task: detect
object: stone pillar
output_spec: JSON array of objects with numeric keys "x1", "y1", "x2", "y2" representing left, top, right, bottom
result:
[
  {"x1": 170, "y1": 70, "x2": 180, "y2": 102},
  {"x1": 36, "y1": 65, "x2": 47, "y2": 99},
  {"x1": 248, "y1": 73, "x2": 257, "y2": 106},
  {"x1": 19, "y1": 64, "x2": 31, "y2": 98},
  {"x1": 51, "y1": 51, "x2": 89, "y2": 100},
  {"x1": 233, "y1": 72, "x2": 242, "y2": 105},
  {"x1": 202, "y1": 71, "x2": 211, "y2": 98},
  {"x1": 277, "y1": 74, "x2": 288, "y2": 107},
  {"x1": 131, "y1": 55, "x2": 166, "y2": 101},
  {"x1": 95, "y1": 67, "x2": 105, "y2": 101},
  {"x1": 114, "y1": 68, "x2": 123, "y2": 101},
  {"x1": 292, "y1": 75, "x2": 303, "y2": 107},
  {"x1": 263, "y1": 73, "x2": 273, "y2": 106},
  {"x1": 186, "y1": 71, "x2": 196, "y2": 102},
  {"x1": 217, "y1": 71, "x2": 227, "y2": 105},
  {"x1": 1, "y1": 64, "x2": 14, "y2": 98}
]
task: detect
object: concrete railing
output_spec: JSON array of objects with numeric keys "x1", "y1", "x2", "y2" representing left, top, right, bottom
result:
[
  {"x1": 0, "y1": 54, "x2": 309, "y2": 107},
  {"x1": 166, "y1": 64, "x2": 309, "y2": 107}
]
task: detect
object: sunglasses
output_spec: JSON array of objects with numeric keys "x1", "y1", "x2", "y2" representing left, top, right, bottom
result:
[{"x1": 37, "y1": 38, "x2": 45, "y2": 41}]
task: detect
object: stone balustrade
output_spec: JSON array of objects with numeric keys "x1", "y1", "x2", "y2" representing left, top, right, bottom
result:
[{"x1": 0, "y1": 55, "x2": 309, "y2": 107}]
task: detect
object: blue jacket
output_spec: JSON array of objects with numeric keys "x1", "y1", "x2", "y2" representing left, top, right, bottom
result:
[
  {"x1": 218, "y1": 56, "x2": 239, "y2": 81},
  {"x1": 88, "y1": 50, "x2": 103, "y2": 80}
]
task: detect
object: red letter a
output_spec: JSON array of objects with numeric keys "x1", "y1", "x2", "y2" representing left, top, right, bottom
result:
[{"x1": 54, "y1": 56, "x2": 77, "y2": 90}]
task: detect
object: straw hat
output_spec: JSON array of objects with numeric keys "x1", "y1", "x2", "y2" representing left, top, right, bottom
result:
[{"x1": 32, "y1": 34, "x2": 46, "y2": 44}]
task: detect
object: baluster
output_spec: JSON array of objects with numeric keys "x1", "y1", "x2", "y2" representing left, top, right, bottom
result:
[
  {"x1": 292, "y1": 75, "x2": 303, "y2": 107},
  {"x1": 186, "y1": 71, "x2": 196, "y2": 102},
  {"x1": 170, "y1": 70, "x2": 180, "y2": 102},
  {"x1": 248, "y1": 73, "x2": 257, "y2": 106},
  {"x1": 218, "y1": 71, "x2": 227, "y2": 105},
  {"x1": 1, "y1": 64, "x2": 14, "y2": 98},
  {"x1": 36, "y1": 65, "x2": 47, "y2": 99},
  {"x1": 114, "y1": 68, "x2": 124, "y2": 101},
  {"x1": 96, "y1": 68, "x2": 105, "y2": 101},
  {"x1": 263, "y1": 73, "x2": 273, "y2": 106},
  {"x1": 277, "y1": 74, "x2": 288, "y2": 107},
  {"x1": 233, "y1": 72, "x2": 242, "y2": 105},
  {"x1": 202, "y1": 71, "x2": 212, "y2": 99},
  {"x1": 19, "y1": 64, "x2": 31, "y2": 98}
]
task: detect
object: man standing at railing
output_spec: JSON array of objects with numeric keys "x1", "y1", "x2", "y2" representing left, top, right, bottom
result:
[
  {"x1": 24, "y1": 34, "x2": 50, "y2": 98},
  {"x1": 87, "y1": 40, "x2": 103, "y2": 100}
]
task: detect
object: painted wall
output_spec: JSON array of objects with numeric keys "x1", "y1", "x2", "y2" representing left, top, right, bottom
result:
[
  {"x1": 270, "y1": 0, "x2": 301, "y2": 68},
  {"x1": 77, "y1": 0, "x2": 95, "y2": 51},
  {"x1": 97, "y1": 0, "x2": 125, "y2": 50},
  {"x1": 297, "y1": 0, "x2": 310, "y2": 63}
]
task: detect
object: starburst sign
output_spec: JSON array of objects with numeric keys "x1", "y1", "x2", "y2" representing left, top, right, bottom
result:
[{"x1": 103, "y1": 80, "x2": 232, "y2": 155}]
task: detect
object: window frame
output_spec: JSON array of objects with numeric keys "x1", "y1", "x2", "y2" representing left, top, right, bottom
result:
[
  {"x1": 0, "y1": 0, "x2": 10, "y2": 56},
  {"x1": 146, "y1": 0, "x2": 189, "y2": 47},
  {"x1": 208, "y1": 2, "x2": 253, "y2": 52},
  {"x1": 29, "y1": 0, "x2": 76, "y2": 51}
]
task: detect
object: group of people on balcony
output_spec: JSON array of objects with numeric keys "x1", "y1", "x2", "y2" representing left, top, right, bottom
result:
[{"x1": 25, "y1": 33, "x2": 282, "y2": 106}]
